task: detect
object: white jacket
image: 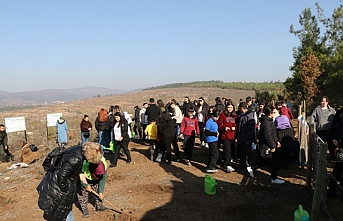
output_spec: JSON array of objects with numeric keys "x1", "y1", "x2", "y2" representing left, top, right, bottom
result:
[{"x1": 172, "y1": 105, "x2": 183, "y2": 124}]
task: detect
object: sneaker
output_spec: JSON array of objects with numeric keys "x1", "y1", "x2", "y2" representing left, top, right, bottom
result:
[
  {"x1": 271, "y1": 178, "x2": 285, "y2": 184},
  {"x1": 82, "y1": 209, "x2": 90, "y2": 218},
  {"x1": 247, "y1": 166, "x2": 254, "y2": 178},
  {"x1": 96, "y1": 204, "x2": 109, "y2": 211},
  {"x1": 110, "y1": 163, "x2": 117, "y2": 167},
  {"x1": 156, "y1": 153, "x2": 162, "y2": 162},
  {"x1": 226, "y1": 166, "x2": 235, "y2": 173},
  {"x1": 150, "y1": 155, "x2": 154, "y2": 161},
  {"x1": 206, "y1": 168, "x2": 218, "y2": 173},
  {"x1": 200, "y1": 141, "x2": 205, "y2": 147},
  {"x1": 185, "y1": 159, "x2": 191, "y2": 166},
  {"x1": 204, "y1": 143, "x2": 209, "y2": 149}
]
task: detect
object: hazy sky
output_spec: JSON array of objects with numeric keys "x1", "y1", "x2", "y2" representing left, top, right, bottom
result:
[{"x1": 0, "y1": 0, "x2": 339, "y2": 92}]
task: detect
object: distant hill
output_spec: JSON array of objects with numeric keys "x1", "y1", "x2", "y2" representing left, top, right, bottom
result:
[{"x1": 0, "y1": 86, "x2": 127, "y2": 107}]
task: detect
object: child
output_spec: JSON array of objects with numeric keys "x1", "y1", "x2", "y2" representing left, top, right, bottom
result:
[
  {"x1": 205, "y1": 111, "x2": 220, "y2": 173},
  {"x1": 145, "y1": 118, "x2": 158, "y2": 161},
  {"x1": 180, "y1": 107, "x2": 200, "y2": 165}
]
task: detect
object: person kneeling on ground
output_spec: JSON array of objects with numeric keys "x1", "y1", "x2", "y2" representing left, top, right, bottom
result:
[{"x1": 78, "y1": 156, "x2": 109, "y2": 217}]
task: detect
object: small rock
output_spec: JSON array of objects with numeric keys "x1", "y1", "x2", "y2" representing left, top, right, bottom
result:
[{"x1": 4, "y1": 177, "x2": 10, "y2": 181}]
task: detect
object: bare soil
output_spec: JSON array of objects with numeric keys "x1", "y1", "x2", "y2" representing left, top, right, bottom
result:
[{"x1": 0, "y1": 88, "x2": 342, "y2": 221}]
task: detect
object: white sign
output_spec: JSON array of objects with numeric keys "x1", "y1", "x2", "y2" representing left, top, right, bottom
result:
[
  {"x1": 5, "y1": 117, "x2": 26, "y2": 133},
  {"x1": 47, "y1": 113, "x2": 62, "y2": 127}
]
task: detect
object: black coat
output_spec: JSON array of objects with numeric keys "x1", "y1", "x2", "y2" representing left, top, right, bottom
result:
[
  {"x1": 95, "y1": 116, "x2": 108, "y2": 131},
  {"x1": 37, "y1": 145, "x2": 84, "y2": 221},
  {"x1": 237, "y1": 111, "x2": 256, "y2": 143},
  {"x1": 259, "y1": 115, "x2": 278, "y2": 148},
  {"x1": 146, "y1": 104, "x2": 161, "y2": 123},
  {"x1": 158, "y1": 120, "x2": 175, "y2": 143},
  {"x1": 133, "y1": 108, "x2": 141, "y2": 123},
  {"x1": 183, "y1": 101, "x2": 195, "y2": 116}
]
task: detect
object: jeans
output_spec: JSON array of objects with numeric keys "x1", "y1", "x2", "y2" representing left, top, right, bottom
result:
[
  {"x1": 65, "y1": 212, "x2": 74, "y2": 221},
  {"x1": 81, "y1": 131, "x2": 89, "y2": 145}
]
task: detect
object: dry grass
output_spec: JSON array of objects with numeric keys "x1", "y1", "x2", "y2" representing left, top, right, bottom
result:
[{"x1": 0, "y1": 87, "x2": 253, "y2": 151}]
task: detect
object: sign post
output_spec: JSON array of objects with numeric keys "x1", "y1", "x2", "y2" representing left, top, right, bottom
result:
[{"x1": 4, "y1": 117, "x2": 27, "y2": 142}]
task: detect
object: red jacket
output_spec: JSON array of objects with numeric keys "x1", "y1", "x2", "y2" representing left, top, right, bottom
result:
[
  {"x1": 280, "y1": 106, "x2": 294, "y2": 120},
  {"x1": 180, "y1": 116, "x2": 200, "y2": 136},
  {"x1": 218, "y1": 112, "x2": 237, "y2": 140}
]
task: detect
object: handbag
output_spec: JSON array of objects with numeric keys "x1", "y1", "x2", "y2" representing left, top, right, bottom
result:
[
  {"x1": 83, "y1": 131, "x2": 90, "y2": 138},
  {"x1": 336, "y1": 148, "x2": 343, "y2": 163},
  {"x1": 258, "y1": 144, "x2": 272, "y2": 159}
]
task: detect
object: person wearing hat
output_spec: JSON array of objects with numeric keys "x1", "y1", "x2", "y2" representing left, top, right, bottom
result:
[
  {"x1": 56, "y1": 117, "x2": 68, "y2": 146},
  {"x1": 78, "y1": 156, "x2": 109, "y2": 217}
]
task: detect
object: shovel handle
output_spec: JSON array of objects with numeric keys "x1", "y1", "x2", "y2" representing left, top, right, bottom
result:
[{"x1": 90, "y1": 190, "x2": 123, "y2": 214}]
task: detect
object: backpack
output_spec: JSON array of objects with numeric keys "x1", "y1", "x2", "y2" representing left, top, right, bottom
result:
[{"x1": 42, "y1": 146, "x2": 66, "y2": 171}]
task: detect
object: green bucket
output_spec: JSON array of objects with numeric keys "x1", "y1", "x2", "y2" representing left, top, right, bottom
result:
[{"x1": 204, "y1": 174, "x2": 217, "y2": 195}]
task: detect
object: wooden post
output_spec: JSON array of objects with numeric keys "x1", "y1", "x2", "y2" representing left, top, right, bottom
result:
[
  {"x1": 311, "y1": 143, "x2": 328, "y2": 221},
  {"x1": 306, "y1": 124, "x2": 314, "y2": 186},
  {"x1": 303, "y1": 100, "x2": 306, "y2": 115}
]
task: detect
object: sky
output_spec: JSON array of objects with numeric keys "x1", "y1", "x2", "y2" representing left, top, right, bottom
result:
[{"x1": 0, "y1": 0, "x2": 340, "y2": 92}]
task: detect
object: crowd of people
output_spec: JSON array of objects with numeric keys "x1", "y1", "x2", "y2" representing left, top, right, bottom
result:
[
  {"x1": 78, "y1": 96, "x2": 303, "y2": 185},
  {"x1": 0, "y1": 94, "x2": 341, "y2": 220}
]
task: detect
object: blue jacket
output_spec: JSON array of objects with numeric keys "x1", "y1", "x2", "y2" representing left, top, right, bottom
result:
[{"x1": 205, "y1": 118, "x2": 218, "y2": 143}]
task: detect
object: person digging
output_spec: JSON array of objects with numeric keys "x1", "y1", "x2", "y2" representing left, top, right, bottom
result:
[{"x1": 78, "y1": 157, "x2": 109, "y2": 217}]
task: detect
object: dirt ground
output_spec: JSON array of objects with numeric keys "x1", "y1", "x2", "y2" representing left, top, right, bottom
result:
[
  {"x1": 0, "y1": 138, "x2": 342, "y2": 221},
  {"x1": 0, "y1": 88, "x2": 342, "y2": 221}
]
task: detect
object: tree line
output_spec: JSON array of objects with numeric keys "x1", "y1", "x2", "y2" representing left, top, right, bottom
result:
[
  {"x1": 285, "y1": 2, "x2": 343, "y2": 112},
  {"x1": 144, "y1": 80, "x2": 285, "y2": 92}
]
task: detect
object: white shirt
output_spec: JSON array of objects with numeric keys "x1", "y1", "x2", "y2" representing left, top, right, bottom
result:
[{"x1": 113, "y1": 122, "x2": 122, "y2": 141}]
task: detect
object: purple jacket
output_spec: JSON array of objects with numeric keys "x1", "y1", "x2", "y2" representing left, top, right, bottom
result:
[{"x1": 274, "y1": 115, "x2": 291, "y2": 130}]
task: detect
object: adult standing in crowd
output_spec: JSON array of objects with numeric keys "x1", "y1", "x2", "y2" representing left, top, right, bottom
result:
[
  {"x1": 133, "y1": 105, "x2": 142, "y2": 139},
  {"x1": 0, "y1": 124, "x2": 9, "y2": 162},
  {"x1": 259, "y1": 106, "x2": 285, "y2": 184},
  {"x1": 140, "y1": 103, "x2": 149, "y2": 141},
  {"x1": 95, "y1": 108, "x2": 110, "y2": 147},
  {"x1": 80, "y1": 115, "x2": 92, "y2": 145},
  {"x1": 146, "y1": 98, "x2": 161, "y2": 123},
  {"x1": 107, "y1": 106, "x2": 116, "y2": 142},
  {"x1": 56, "y1": 117, "x2": 68, "y2": 146},
  {"x1": 328, "y1": 108, "x2": 343, "y2": 200},
  {"x1": 110, "y1": 112, "x2": 132, "y2": 167},
  {"x1": 218, "y1": 101, "x2": 237, "y2": 173},
  {"x1": 170, "y1": 100, "x2": 183, "y2": 137},
  {"x1": 214, "y1": 97, "x2": 225, "y2": 114},
  {"x1": 158, "y1": 111, "x2": 176, "y2": 164},
  {"x1": 197, "y1": 97, "x2": 210, "y2": 148},
  {"x1": 37, "y1": 142, "x2": 103, "y2": 221},
  {"x1": 310, "y1": 96, "x2": 336, "y2": 160},
  {"x1": 237, "y1": 102, "x2": 256, "y2": 178},
  {"x1": 183, "y1": 96, "x2": 195, "y2": 116}
]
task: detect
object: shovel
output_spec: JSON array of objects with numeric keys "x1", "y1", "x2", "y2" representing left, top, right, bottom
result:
[{"x1": 90, "y1": 190, "x2": 124, "y2": 214}]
